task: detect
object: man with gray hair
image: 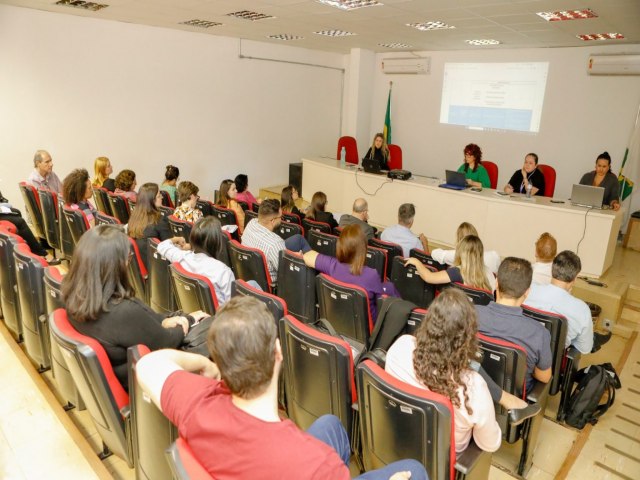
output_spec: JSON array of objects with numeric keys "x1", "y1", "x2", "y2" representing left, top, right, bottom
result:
[
  {"x1": 525, "y1": 250, "x2": 611, "y2": 353},
  {"x1": 338, "y1": 197, "x2": 375, "y2": 240},
  {"x1": 27, "y1": 150, "x2": 62, "y2": 193},
  {"x1": 380, "y1": 203, "x2": 429, "y2": 256}
]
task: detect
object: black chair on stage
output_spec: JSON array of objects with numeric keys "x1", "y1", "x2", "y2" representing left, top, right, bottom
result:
[
  {"x1": 50, "y1": 308, "x2": 134, "y2": 466},
  {"x1": 228, "y1": 240, "x2": 273, "y2": 293},
  {"x1": 308, "y1": 230, "x2": 338, "y2": 257},
  {"x1": 18, "y1": 182, "x2": 46, "y2": 241},
  {"x1": 0, "y1": 227, "x2": 26, "y2": 341},
  {"x1": 279, "y1": 315, "x2": 355, "y2": 432},
  {"x1": 275, "y1": 221, "x2": 303, "y2": 241},
  {"x1": 95, "y1": 211, "x2": 121, "y2": 225},
  {"x1": 13, "y1": 243, "x2": 51, "y2": 371},
  {"x1": 302, "y1": 218, "x2": 332, "y2": 241},
  {"x1": 277, "y1": 250, "x2": 317, "y2": 324},
  {"x1": 368, "y1": 238, "x2": 402, "y2": 280},
  {"x1": 282, "y1": 212, "x2": 302, "y2": 225},
  {"x1": 107, "y1": 193, "x2": 131, "y2": 224},
  {"x1": 410, "y1": 248, "x2": 447, "y2": 271},
  {"x1": 522, "y1": 305, "x2": 581, "y2": 421},
  {"x1": 316, "y1": 273, "x2": 373, "y2": 352},
  {"x1": 147, "y1": 238, "x2": 176, "y2": 314},
  {"x1": 356, "y1": 360, "x2": 492, "y2": 480},
  {"x1": 129, "y1": 344, "x2": 176, "y2": 480},
  {"x1": 62, "y1": 205, "x2": 91, "y2": 248},
  {"x1": 232, "y1": 280, "x2": 287, "y2": 325},
  {"x1": 390, "y1": 256, "x2": 436, "y2": 308},
  {"x1": 477, "y1": 333, "x2": 549, "y2": 476},
  {"x1": 165, "y1": 438, "x2": 211, "y2": 480},
  {"x1": 38, "y1": 188, "x2": 61, "y2": 252},
  {"x1": 169, "y1": 263, "x2": 219, "y2": 316},
  {"x1": 128, "y1": 237, "x2": 148, "y2": 302},
  {"x1": 365, "y1": 246, "x2": 387, "y2": 281},
  {"x1": 93, "y1": 187, "x2": 111, "y2": 214},
  {"x1": 454, "y1": 283, "x2": 494, "y2": 306},
  {"x1": 168, "y1": 215, "x2": 192, "y2": 242}
]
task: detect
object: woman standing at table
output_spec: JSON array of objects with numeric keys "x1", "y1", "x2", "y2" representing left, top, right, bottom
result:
[
  {"x1": 457, "y1": 143, "x2": 491, "y2": 189},
  {"x1": 504, "y1": 153, "x2": 545, "y2": 196},
  {"x1": 579, "y1": 152, "x2": 620, "y2": 210},
  {"x1": 364, "y1": 133, "x2": 390, "y2": 171}
]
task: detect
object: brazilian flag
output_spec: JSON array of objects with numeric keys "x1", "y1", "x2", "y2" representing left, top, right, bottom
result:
[
  {"x1": 383, "y1": 86, "x2": 392, "y2": 145},
  {"x1": 619, "y1": 148, "x2": 635, "y2": 201}
]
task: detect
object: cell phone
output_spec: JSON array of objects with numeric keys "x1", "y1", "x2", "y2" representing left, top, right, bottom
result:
[
  {"x1": 550, "y1": 200, "x2": 565, "y2": 204},
  {"x1": 495, "y1": 191, "x2": 509, "y2": 196}
]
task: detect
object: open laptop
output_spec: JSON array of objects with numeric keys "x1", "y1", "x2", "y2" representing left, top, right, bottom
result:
[
  {"x1": 362, "y1": 157, "x2": 386, "y2": 175},
  {"x1": 439, "y1": 170, "x2": 468, "y2": 190},
  {"x1": 570, "y1": 184, "x2": 605, "y2": 209}
]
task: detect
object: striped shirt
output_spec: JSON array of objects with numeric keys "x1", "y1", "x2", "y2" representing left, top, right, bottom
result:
[{"x1": 241, "y1": 219, "x2": 285, "y2": 281}]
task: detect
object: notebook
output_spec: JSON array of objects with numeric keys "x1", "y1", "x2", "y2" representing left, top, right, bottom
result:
[
  {"x1": 439, "y1": 170, "x2": 468, "y2": 191},
  {"x1": 570, "y1": 184, "x2": 605, "y2": 209}
]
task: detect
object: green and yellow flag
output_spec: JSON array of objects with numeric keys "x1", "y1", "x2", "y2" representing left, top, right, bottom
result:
[
  {"x1": 618, "y1": 149, "x2": 634, "y2": 201},
  {"x1": 383, "y1": 84, "x2": 392, "y2": 145}
]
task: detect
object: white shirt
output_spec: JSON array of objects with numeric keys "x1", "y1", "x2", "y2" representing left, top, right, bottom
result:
[
  {"x1": 380, "y1": 224, "x2": 422, "y2": 257},
  {"x1": 158, "y1": 239, "x2": 235, "y2": 306},
  {"x1": 385, "y1": 335, "x2": 501, "y2": 453},
  {"x1": 241, "y1": 219, "x2": 285, "y2": 282},
  {"x1": 525, "y1": 283, "x2": 593, "y2": 353},
  {"x1": 531, "y1": 262, "x2": 552, "y2": 285},
  {"x1": 431, "y1": 248, "x2": 501, "y2": 275}
]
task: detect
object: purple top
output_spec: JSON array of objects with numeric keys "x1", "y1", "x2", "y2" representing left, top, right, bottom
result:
[{"x1": 314, "y1": 254, "x2": 399, "y2": 321}]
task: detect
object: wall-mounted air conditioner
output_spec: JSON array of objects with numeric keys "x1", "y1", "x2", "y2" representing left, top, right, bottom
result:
[
  {"x1": 587, "y1": 54, "x2": 640, "y2": 75},
  {"x1": 382, "y1": 57, "x2": 430, "y2": 75}
]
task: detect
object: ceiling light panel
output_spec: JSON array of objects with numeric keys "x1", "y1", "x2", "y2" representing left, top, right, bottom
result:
[
  {"x1": 55, "y1": 0, "x2": 108, "y2": 11},
  {"x1": 314, "y1": 30, "x2": 357, "y2": 37},
  {"x1": 180, "y1": 19, "x2": 223, "y2": 28},
  {"x1": 407, "y1": 21, "x2": 455, "y2": 31},
  {"x1": 536, "y1": 9, "x2": 597, "y2": 22},
  {"x1": 465, "y1": 39, "x2": 501, "y2": 46},
  {"x1": 316, "y1": 0, "x2": 382, "y2": 11},
  {"x1": 267, "y1": 34, "x2": 305, "y2": 41},
  {"x1": 227, "y1": 11, "x2": 274, "y2": 21},
  {"x1": 577, "y1": 33, "x2": 625, "y2": 41},
  {"x1": 378, "y1": 42, "x2": 413, "y2": 49}
]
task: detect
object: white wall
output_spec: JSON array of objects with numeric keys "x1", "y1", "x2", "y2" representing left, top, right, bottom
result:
[
  {"x1": 361, "y1": 45, "x2": 640, "y2": 201},
  {"x1": 0, "y1": 4, "x2": 345, "y2": 205}
]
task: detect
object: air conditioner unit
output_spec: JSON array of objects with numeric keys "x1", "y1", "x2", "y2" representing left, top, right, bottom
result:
[
  {"x1": 382, "y1": 57, "x2": 430, "y2": 75},
  {"x1": 587, "y1": 54, "x2": 640, "y2": 75}
]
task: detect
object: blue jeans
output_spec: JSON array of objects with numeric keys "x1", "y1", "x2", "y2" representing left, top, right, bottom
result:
[
  {"x1": 284, "y1": 233, "x2": 311, "y2": 253},
  {"x1": 307, "y1": 415, "x2": 428, "y2": 480}
]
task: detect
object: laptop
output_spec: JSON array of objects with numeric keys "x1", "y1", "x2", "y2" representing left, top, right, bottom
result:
[
  {"x1": 570, "y1": 184, "x2": 605, "y2": 209},
  {"x1": 439, "y1": 170, "x2": 468, "y2": 190},
  {"x1": 362, "y1": 157, "x2": 385, "y2": 175}
]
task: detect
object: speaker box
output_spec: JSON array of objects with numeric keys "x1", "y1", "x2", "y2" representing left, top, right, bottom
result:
[{"x1": 289, "y1": 163, "x2": 303, "y2": 198}]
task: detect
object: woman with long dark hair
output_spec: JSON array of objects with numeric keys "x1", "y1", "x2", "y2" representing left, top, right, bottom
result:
[
  {"x1": 579, "y1": 151, "x2": 621, "y2": 210},
  {"x1": 218, "y1": 179, "x2": 245, "y2": 234},
  {"x1": 280, "y1": 185, "x2": 305, "y2": 220},
  {"x1": 305, "y1": 191, "x2": 338, "y2": 231}
]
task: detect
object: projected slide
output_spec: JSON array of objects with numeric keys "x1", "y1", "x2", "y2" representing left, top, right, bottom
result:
[{"x1": 440, "y1": 62, "x2": 549, "y2": 133}]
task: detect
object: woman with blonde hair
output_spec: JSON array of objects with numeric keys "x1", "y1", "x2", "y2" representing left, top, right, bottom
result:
[
  {"x1": 92, "y1": 156, "x2": 115, "y2": 192},
  {"x1": 364, "y1": 132, "x2": 390, "y2": 170},
  {"x1": 430, "y1": 221, "x2": 500, "y2": 274},
  {"x1": 405, "y1": 235, "x2": 495, "y2": 292},
  {"x1": 305, "y1": 191, "x2": 338, "y2": 230},
  {"x1": 280, "y1": 185, "x2": 305, "y2": 220},
  {"x1": 218, "y1": 179, "x2": 245, "y2": 234}
]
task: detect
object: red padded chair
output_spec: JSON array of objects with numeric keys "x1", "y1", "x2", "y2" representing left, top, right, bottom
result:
[
  {"x1": 18, "y1": 182, "x2": 46, "y2": 240},
  {"x1": 128, "y1": 237, "x2": 148, "y2": 302},
  {"x1": 482, "y1": 161, "x2": 499, "y2": 189},
  {"x1": 228, "y1": 240, "x2": 273, "y2": 293},
  {"x1": 169, "y1": 262, "x2": 220, "y2": 316},
  {"x1": 165, "y1": 437, "x2": 212, "y2": 480},
  {"x1": 0, "y1": 227, "x2": 26, "y2": 341},
  {"x1": 232, "y1": 280, "x2": 287, "y2": 325},
  {"x1": 537, "y1": 164, "x2": 556, "y2": 197},
  {"x1": 337, "y1": 136, "x2": 359, "y2": 165},
  {"x1": 0, "y1": 220, "x2": 17, "y2": 234},
  {"x1": 387, "y1": 144, "x2": 402, "y2": 170},
  {"x1": 453, "y1": 283, "x2": 494, "y2": 306}
]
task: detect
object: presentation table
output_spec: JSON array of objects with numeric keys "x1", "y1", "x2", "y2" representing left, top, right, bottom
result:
[{"x1": 302, "y1": 157, "x2": 622, "y2": 277}]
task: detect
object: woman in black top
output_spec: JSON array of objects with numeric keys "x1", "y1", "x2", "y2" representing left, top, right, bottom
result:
[
  {"x1": 364, "y1": 132, "x2": 390, "y2": 170},
  {"x1": 579, "y1": 151, "x2": 621, "y2": 210},
  {"x1": 62, "y1": 225, "x2": 206, "y2": 390},
  {"x1": 306, "y1": 191, "x2": 338, "y2": 230},
  {"x1": 504, "y1": 153, "x2": 545, "y2": 196},
  {"x1": 281, "y1": 185, "x2": 305, "y2": 220}
]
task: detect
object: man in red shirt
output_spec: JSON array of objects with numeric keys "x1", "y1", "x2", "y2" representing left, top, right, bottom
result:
[{"x1": 138, "y1": 296, "x2": 426, "y2": 480}]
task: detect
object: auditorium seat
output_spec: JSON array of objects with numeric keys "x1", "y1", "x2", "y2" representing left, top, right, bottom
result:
[
  {"x1": 308, "y1": 230, "x2": 338, "y2": 257},
  {"x1": 537, "y1": 164, "x2": 556, "y2": 197},
  {"x1": 62, "y1": 206, "x2": 91, "y2": 248},
  {"x1": 231, "y1": 280, "x2": 287, "y2": 326},
  {"x1": 387, "y1": 144, "x2": 402, "y2": 170},
  {"x1": 38, "y1": 188, "x2": 61, "y2": 252},
  {"x1": 368, "y1": 238, "x2": 401, "y2": 279},
  {"x1": 147, "y1": 238, "x2": 177, "y2": 314},
  {"x1": 482, "y1": 161, "x2": 499, "y2": 189},
  {"x1": 277, "y1": 250, "x2": 317, "y2": 324},
  {"x1": 165, "y1": 437, "x2": 211, "y2": 480},
  {"x1": 410, "y1": 248, "x2": 447, "y2": 271},
  {"x1": 302, "y1": 218, "x2": 332, "y2": 241},
  {"x1": 107, "y1": 193, "x2": 131, "y2": 224},
  {"x1": 453, "y1": 283, "x2": 494, "y2": 306},
  {"x1": 365, "y1": 245, "x2": 387, "y2": 281},
  {"x1": 168, "y1": 215, "x2": 192, "y2": 242},
  {"x1": 390, "y1": 257, "x2": 436, "y2": 308},
  {"x1": 0, "y1": 227, "x2": 26, "y2": 341},
  {"x1": 195, "y1": 199, "x2": 214, "y2": 217},
  {"x1": 275, "y1": 221, "x2": 303, "y2": 241},
  {"x1": 128, "y1": 237, "x2": 148, "y2": 302},
  {"x1": 282, "y1": 212, "x2": 302, "y2": 225},
  {"x1": 95, "y1": 211, "x2": 121, "y2": 225},
  {"x1": 18, "y1": 182, "x2": 46, "y2": 240},
  {"x1": 57, "y1": 196, "x2": 75, "y2": 259},
  {"x1": 159, "y1": 190, "x2": 175, "y2": 209},
  {"x1": 228, "y1": 240, "x2": 273, "y2": 293},
  {"x1": 169, "y1": 262, "x2": 219, "y2": 316},
  {"x1": 93, "y1": 187, "x2": 111, "y2": 214},
  {"x1": 337, "y1": 135, "x2": 359, "y2": 165},
  {"x1": 244, "y1": 209, "x2": 258, "y2": 229}
]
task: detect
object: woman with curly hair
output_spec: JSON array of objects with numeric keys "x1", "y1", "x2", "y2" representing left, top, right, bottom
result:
[
  {"x1": 63, "y1": 168, "x2": 98, "y2": 227},
  {"x1": 385, "y1": 288, "x2": 501, "y2": 453},
  {"x1": 457, "y1": 143, "x2": 490, "y2": 188}
]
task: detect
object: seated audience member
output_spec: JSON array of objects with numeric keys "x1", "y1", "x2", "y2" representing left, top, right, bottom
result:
[
  {"x1": 306, "y1": 191, "x2": 338, "y2": 231},
  {"x1": 458, "y1": 143, "x2": 491, "y2": 189},
  {"x1": 0, "y1": 190, "x2": 58, "y2": 263},
  {"x1": 386, "y1": 289, "x2": 501, "y2": 453},
  {"x1": 364, "y1": 132, "x2": 390, "y2": 171},
  {"x1": 531, "y1": 232, "x2": 557, "y2": 285},
  {"x1": 431, "y1": 221, "x2": 501, "y2": 274},
  {"x1": 63, "y1": 168, "x2": 97, "y2": 227},
  {"x1": 280, "y1": 185, "x2": 305, "y2": 220},
  {"x1": 242, "y1": 199, "x2": 310, "y2": 282},
  {"x1": 304, "y1": 224, "x2": 399, "y2": 320},
  {"x1": 525, "y1": 250, "x2": 611, "y2": 353},
  {"x1": 92, "y1": 156, "x2": 115, "y2": 192},
  {"x1": 160, "y1": 164, "x2": 180, "y2": 205},
  {"x1": 61, "y1": 225, "x2": 208, "y2": 391},
  {"x1": 504, "y1": 153, "x2": 545, "y2": 196},
  {"x1": 173, "y1": 181, "x2": 203, "y2": 223},
  {"x1": 158, "y1": 217, "x2": 235, "y2": 306},
  {"x1": 128, "y1": 183, "x2": 176, "y2": 267},
  {"x1": 380, "y1": 203, "x2": 428, "y2": 257},
  {"x1": 579, "y1": 151, "x2": 621, "y2": 210},
  {"x1": 405, "y1": 235, "x2": 496, "y2": 292},
  {"x1": 339, "y1": 198, "x2": 375, "y2": 240},
  {"x1": 136, "y1": 296, "x2": 426, "y2": 480},
  {"x1": 114, "y1": 169, "x2": 138, "y2": 202},
  {"x1": 476, "y1": 257, "x2": 552, "y2": 392},
  {"x1": 234, "y1": 174, "x2": 262, "y2": 208},
  {"x1": 218, "y1": 179, "x2": 245, "y2": 234},
  {"x1": 27, "y1": 149, "x2": 62, "y2": 193}
]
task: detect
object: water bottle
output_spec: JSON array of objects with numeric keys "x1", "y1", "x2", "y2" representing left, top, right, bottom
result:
[
  {"x1": 340, "y1": 146, "x2": 346, "y2": 167},
  {"x1": 526, "y1": 183, "x2": 533, "y2": 198}
]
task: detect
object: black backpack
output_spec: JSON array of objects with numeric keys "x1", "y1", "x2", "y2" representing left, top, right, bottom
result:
[{"x1": 564, "y1": 362, "x2": 621, "y2": 429}]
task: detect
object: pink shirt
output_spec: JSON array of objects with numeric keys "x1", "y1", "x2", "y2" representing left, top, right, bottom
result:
[
  {"x1": 235, "y1": 190, "x2": 259, "y2": 207},
  {"x1": 385, "y1": 335, "x2": 502, "y2": 453}
]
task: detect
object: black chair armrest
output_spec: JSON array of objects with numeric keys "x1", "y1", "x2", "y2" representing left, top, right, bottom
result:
[
  {"x1": 527, "y1": 379, "x2": 551, "y2": 404},
  {"x1": 566, "y1": 346, "x2": 582, "y2": 369},
  {"x1": 455, "y1": 440, "x2": 484, "y2": 475}
]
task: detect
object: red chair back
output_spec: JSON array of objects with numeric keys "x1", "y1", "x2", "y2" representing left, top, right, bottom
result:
[
  {"x1": 482, "y1": 161, "x2": 499, "y2": 189},
  {"x1": 337, "y1": 136, "x2": 359, "y2": 165},
  {"x1": 387, "y1": 144, "x2": 403, "y2": 170},
  {"x1": 537, "y1": 164, "x2": 556, "y2": 197}
]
